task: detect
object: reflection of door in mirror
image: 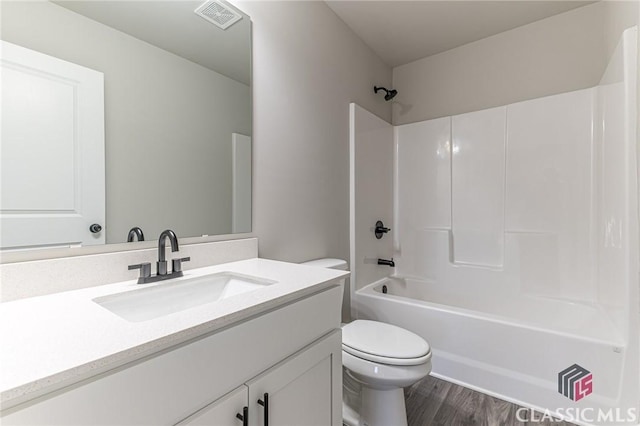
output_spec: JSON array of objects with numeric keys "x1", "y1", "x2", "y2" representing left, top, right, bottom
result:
[
  {"x1": 1, "y1": 41, "x2": 105, "y2": 249},
  {"x1": 232, "y1": 133, "x2": 251, "y2": 234},
  {"x1": 1, "y1": 1, "x2": 252, "y2": 248}
]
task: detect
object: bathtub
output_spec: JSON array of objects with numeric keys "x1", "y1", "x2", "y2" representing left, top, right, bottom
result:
[{"x1": 353, "y1": 276, "x2": 635, "y2": 425}]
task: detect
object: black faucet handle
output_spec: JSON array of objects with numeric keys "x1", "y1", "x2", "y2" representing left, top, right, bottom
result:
[
  {"x1": 172, "y1": 257, "x2": 191, "y2": 273},
  {"x1": 128, "y1": 262, "x2": 151, "y2": 279},
  {"x1": 375, "y1": 221, "x2": 391, "y2": 239}
]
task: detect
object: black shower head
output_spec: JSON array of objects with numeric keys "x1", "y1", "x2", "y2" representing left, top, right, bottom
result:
[
  {"x1": 384, "y1": 89, "x2": 397, "y2": 101},
  {"x1": 374, "y1": 86, "x2": 398, "y2": 101}
]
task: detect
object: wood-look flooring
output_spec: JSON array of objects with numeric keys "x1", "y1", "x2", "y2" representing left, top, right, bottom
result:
[{"x1": 404, "y1": 376, "x2": 577, "y2": 426}]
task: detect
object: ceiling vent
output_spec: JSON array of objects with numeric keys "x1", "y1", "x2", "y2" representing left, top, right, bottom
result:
[{"x1": 194, "y1": 0, "x2": 243, "y2": 30}]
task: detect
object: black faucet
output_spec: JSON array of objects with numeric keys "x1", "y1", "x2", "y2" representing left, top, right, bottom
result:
[
  {"x1": 378, "y1": 258, "x2": 395, "y2": 267},
  {"x1": 157, "y1": 229, "x2": 179, "y2": 275},
  {"x1": 128, "y1": 229, "x2": 190, "y2": 284},
  {"x1": 127, "y1": 227, "x2": 145, "y2": 242}
]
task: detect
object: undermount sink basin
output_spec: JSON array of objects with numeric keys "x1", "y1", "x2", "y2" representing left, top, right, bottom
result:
[{"x1": 93, "y1": 272, "x2": 277, "y2": 322}]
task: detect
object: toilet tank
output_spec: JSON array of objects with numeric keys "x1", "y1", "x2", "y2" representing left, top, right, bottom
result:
[
  {"x1": 302, "y1": 258, "x2": 350, "y2": 322},
  {"x1": 301, "y1": 258, "x2": 348, "y2": 271}
]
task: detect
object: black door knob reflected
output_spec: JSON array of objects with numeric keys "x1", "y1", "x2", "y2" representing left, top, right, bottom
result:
[{"x1": 89, "y1": 224, "x2": 102, "y2": 233}]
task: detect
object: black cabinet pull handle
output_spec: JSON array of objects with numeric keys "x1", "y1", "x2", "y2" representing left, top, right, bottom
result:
[
  {"x1": 257, "y1": 392, "x2": 269, "y2": 426},
  {"x1": 236, "y1": 406, "x2": 248, "y2": 426},
  {"x1": 89, "y1": 223, "x2": 102, "y2": 233}
]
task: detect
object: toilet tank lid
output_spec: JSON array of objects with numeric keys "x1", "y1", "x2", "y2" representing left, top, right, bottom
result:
[{"x1": 301, "y1": 258, "x2": 348, "y2": 270}]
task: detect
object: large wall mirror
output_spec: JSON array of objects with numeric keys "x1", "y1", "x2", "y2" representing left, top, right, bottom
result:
[{"x1": 0, "y1": 0, "x2": 252, "y2": 250}]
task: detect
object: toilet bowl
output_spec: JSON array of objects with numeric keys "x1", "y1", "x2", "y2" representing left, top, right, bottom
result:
[
  {"x1": 341, "y1": 320, "x2": 431, "y2": 426},
  {"x1": 300, "y1": 259, "x2": 431, "y2": 426}
]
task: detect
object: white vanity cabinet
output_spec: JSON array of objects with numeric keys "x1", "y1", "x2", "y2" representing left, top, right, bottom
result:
[
  {"x1": 247, "y1": 331, "x2": 341, "y2": 426},
  {"x1": 177, "y1": 386, "x2": 248, "y2": 426},
  {"x1": 178, "y1": 331, "x2": 341, "y2": 426},
  {"x1": 1, "y1": 284, "x2": 343, "y2": 426}
]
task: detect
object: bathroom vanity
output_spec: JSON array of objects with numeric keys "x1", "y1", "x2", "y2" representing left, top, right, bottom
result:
[{"x1": 0, "y1": 258, "x2": 348, "y2": 425}]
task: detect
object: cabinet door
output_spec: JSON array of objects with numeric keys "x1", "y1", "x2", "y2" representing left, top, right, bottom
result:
[
  {"x1": 176, "y1": 386, "x2": 248, "y2": 426},
  {"x1": 247, "y1": 331, "x2": 342, "y2": 426}
]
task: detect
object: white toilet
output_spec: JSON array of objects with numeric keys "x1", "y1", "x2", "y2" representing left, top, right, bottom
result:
[{"x1": 301, "y1": 259, "x2": 432, "y2": 426}]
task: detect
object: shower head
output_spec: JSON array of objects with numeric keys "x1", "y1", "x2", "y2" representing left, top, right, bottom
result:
[{"x1": 374, "y1": 86, "x2": 397, "y2": 101}]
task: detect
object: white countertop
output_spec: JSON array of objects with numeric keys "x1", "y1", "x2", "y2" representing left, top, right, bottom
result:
[{"x1": 0, "y1": 258, "x2": 349, "y2": 410}]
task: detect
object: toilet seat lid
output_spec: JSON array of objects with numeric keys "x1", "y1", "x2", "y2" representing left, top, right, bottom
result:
[
  {"x1": 342, "y1": 320, "x2": 430, "y2": 363},
  {"x1": 342, "y1": 344, "x2": 432, "y2": 366}
]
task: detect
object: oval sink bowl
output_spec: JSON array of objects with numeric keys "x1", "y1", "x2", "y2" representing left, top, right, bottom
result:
[{"x1": 93, "y1": 272, "x2": 277, "y2": 322}]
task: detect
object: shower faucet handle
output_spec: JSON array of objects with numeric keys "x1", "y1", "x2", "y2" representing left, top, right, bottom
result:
[{"x1": 375, "y1": 220, "x2": 391, "y2": 239}]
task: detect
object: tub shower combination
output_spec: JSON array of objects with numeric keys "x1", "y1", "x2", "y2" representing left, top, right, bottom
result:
[{"x1": 350, "y1": 28, "x2": 638, "y2": 424}]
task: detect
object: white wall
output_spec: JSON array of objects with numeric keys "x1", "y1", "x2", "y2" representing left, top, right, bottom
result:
[
  {"x1": 1, "y1": 1, "x2": 251, "y2": 243},
  {"x1": 392, "y1": 2, "x2": 606, "y2": 124},
  {"x1": 236, "y1": 1, "x2": 392, "y2": 263}
]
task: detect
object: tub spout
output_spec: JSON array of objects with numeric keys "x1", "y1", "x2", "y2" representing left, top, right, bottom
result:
[{"x1": 378, "y1": 258, "x2": 395, "y2": 267}]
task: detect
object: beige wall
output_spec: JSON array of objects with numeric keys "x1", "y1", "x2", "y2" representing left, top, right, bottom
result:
[
  {"x1": 237, "y1": 1, "x2": 392, "y2": 263},
  {"x1": 1, "y1": 1, "x2": 251, "y2": 243},
  {"x1": 392, "y1": 2, "x2": 607, "y2": 124},
  {"x1": 603, "y1": 1, "x2": 640, "y2": 58}
]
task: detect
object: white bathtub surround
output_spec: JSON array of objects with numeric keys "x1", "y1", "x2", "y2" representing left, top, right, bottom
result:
[
  {"x1": 0, "y1": 238, "x2": 258, "y2": 302},
  {"x1": 507, "y1": 89, "x2": 596, "y2": 302},
  {"x1": 0, "y1": 258, "x2": 348, "y2": 411},
  {"x1": 393, "y1": 117, "x2": 451, "y2": 275},
  {"x1": 349, "y1": 104, "x2": 394, "y2": 319},
  {"x1": 350, "y1": 27, "x2": 638, "y2": 426},
  {"x1": 451, "y1": 107, "x2": 506, "y2": 268}
]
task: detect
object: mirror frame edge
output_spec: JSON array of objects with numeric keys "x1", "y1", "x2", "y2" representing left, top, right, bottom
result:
[{"x1": 0, "y1": 232, "x2": 256, "y2": 264}]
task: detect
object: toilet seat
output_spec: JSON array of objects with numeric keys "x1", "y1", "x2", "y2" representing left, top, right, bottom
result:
[
  {"x1": 342, "y1": 320, "x2": 431, "y2": 366},
  {"x1": 342, "y1": 344, "x2": 431, "y2": 366}
]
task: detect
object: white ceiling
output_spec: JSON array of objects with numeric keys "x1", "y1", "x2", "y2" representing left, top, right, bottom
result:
[
  {"x1": 55, "y1": 1, "x2": 595, "y2": 82},
  {"x1": 55, "y1": 1, "x2": 251, "y2": 85},
  {"x1": 325, "y1": 1, "x2": 595, "y2": 68}
]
